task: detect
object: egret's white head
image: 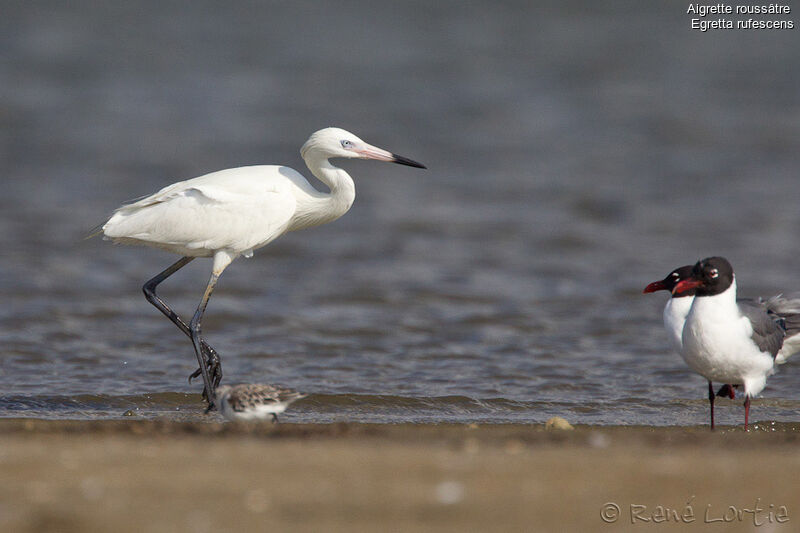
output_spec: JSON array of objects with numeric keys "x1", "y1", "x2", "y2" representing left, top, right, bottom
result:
[{"x1": 301, "y1": 127, "x2": 426, "y2": 168}]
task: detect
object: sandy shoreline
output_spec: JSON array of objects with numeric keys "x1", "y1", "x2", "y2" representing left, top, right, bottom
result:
[{"x1": 1, "y1": 420, "x2": 798, "y2": 532}]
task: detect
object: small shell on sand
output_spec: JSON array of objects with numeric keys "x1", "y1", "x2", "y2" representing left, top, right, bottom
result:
[{"x1": 545, "y1": 416, "x2": 574, "y2": 431}]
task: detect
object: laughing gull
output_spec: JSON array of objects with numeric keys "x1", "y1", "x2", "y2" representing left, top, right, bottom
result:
[
  {"x1": 673, "y1": 256, "x2": 790, "y2": 431},
  {"x1": 644, "y1": 264, "x2": 800, "y2": 412},
  {"x1": 643, "y1": 265, "x2": 696, "y2": 355},
  {"x1": 644, "y1": 265, "x2": 742, "y2": 409}
]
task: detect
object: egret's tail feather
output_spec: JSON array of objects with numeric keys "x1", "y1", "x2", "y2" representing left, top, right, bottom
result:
[{"x1": 84, "y1": 223, "x2": 106, "y2": 240}]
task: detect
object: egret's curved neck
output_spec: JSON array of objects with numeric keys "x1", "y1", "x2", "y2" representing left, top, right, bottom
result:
[{"x1": 298, "y1": 154, "x2": 356, "y2": 227}]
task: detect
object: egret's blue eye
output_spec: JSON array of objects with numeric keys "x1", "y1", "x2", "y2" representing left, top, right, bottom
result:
[{"x1": 341, "y1": 140, "x2": 354, "y2": 148}]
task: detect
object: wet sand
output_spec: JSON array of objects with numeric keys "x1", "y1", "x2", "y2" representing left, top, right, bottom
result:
[{"x1": 1, "y1": 420, "x2": 798, "y2": 532}]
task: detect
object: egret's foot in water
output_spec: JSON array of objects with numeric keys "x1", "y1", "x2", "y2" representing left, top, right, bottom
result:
[{"x1": 189, "y1": 340, "x2": 223, "y2": 403}]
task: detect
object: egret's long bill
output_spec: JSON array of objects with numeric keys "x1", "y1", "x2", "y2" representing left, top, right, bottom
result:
[{"x1": 355, "y1": 143, "x2": 427, "y2": 168}]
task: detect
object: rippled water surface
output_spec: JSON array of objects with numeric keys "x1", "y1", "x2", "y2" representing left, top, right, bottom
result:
[{"x1": 2, "y1": 1, "x2": 799, "y2": 425}]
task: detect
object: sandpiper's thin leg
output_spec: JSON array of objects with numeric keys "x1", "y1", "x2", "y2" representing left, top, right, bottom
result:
[
  {"x1": 142, "y1": 257, "x2": 223, "y2": 395},
  {"x1": 190, "y1": 272, "x2": 221, "y2": 407},
  {"x1": 707, "y1": 381, "x2": 715, "y2": 431}
]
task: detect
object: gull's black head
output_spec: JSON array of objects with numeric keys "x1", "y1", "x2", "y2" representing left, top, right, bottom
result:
[
  {"x1": 643, "y1": 265, "x2": 695, "y2": 297},
  {"x1": 674, "y1": 256, "x2": 735, "y2": 297}
]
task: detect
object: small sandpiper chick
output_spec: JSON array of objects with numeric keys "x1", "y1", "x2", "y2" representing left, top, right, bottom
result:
[{"x1": 213, "y1": 384, "x2": 307, "y2": 422}]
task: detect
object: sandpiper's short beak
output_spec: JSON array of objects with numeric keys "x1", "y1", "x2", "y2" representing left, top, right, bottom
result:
[
  {"x1": 643, "y1": 280, "x2": 667, "y2": 294},
  {"x1": 672, "y1": 279, "x2": 703, "y2": 295},
  {"x1": 357, "y1": 144, "x2": 426, "y2": 169}
]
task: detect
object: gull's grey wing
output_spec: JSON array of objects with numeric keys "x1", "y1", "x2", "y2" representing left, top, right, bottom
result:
[{"x1": 738, "y1": 300, "x2": 785, "y2": 357}]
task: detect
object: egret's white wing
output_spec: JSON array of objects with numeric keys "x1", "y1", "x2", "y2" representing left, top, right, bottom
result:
[{"x1": 103, "y1": 166, "x2": 299, "y2": 257}]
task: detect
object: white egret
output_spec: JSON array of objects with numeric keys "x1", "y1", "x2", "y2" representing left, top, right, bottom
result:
[{"x1": 97, "y1": 127, "x2": 426, "y2": 407}]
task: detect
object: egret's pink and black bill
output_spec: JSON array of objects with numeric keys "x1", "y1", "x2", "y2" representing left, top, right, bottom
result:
[
  {"x1": 355, "y1": 143, "x2": 426, "y2": 169},
  {"x1": 390, "y1": 153, "x2": 426, "y2": 169}
]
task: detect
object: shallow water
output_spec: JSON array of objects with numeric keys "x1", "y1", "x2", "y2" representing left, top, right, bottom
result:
[{"x1": 2, "y1": 1, "x2": 799, "y2": 425}]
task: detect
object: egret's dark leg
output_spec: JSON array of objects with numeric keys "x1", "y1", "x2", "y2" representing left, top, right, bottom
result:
[
  {"x1": 190, "y1": 272, "x2": 221, "y2": 408},
  {"x1": 708, "y1": 381, "x2": 716, "y2": 431},
  {"x1": 142, "y1": 257, "x2": 223, "y2": 396},
  {"x1": 271, "y1": 414, "x2": 278, "y2": 424},
  {"x1": 743, "y1": 396, "x2": 751, "y2": 431}
]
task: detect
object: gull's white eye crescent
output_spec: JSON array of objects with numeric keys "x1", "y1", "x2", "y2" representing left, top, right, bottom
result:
[
  {"x1": 709, "y1": 268, "x2": 719, "y2": 278},
  {"x1": 671, "y1": 272, "x2": 680, "y2": 279}
]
